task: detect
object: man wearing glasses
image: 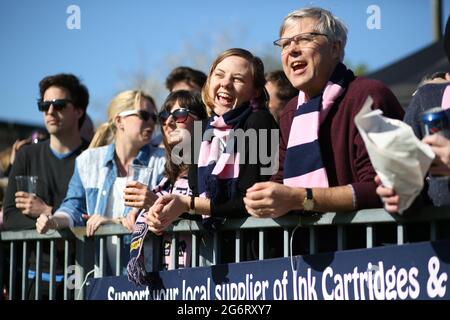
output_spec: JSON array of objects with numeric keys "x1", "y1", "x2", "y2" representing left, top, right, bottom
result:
[
  {"x1": 3, "y1": 73, "x2": 89, "y2": 230},
  {"x1": 244, "y1": 8, "x2": 404, "y2": 227}
]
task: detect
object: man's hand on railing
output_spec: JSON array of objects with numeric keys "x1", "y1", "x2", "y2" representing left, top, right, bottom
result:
[
  {"x1": 36, "y1": 214, "x2": 57, "y2": 234},
  {"x1": 375, "y1": 175, "x2": 400, "y2": 214},
  {"x1": 244, "y1": 182, "x2": 299, "y2": 218},
  {"x1": 15, "y1": 191, "x2": 52, "y2": 218},
  {"x1": 123, "y1": 180, "x2": 158, "y2": 209}
]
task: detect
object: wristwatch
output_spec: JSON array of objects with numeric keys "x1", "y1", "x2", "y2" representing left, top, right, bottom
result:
[
  {"x1": 188, "y1": 195, "x2": 196, "y2": 215},
  {"x1": 302, "y1": 188, "x2": 315, "y2": 211}
]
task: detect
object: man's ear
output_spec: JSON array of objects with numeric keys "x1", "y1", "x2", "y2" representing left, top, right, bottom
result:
[{"x1": 331, "y1": 41, "x2": 342, "y2": 61}]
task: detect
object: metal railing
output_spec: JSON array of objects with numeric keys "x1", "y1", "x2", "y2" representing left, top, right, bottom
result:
[
  {"x1": 1, "y1": 206, "x2": 450, "y2": 300},
  {"x1": 0, "y1": 225, "x2": 130, "y2": 300}
]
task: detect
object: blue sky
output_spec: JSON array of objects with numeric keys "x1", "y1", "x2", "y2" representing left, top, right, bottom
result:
[{"x1": 1, "y1": 0, "x2": 449, "y2": 126}]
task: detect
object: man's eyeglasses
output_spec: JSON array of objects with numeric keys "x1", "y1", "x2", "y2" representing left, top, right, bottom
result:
[
  {"x1": 158, "y1": 108, "x2": 197, "y2": 124},
  {"x1": 37, "y1": 99, "x2": 73, "y2": 112},
  {"x1": 118, "y1": 109, "x2": 157, "y2": 122},
  {"x1": 273, "y1": 32, "x2": 328, "y2": 50}
]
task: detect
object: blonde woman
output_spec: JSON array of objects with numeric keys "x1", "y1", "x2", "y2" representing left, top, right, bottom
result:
[{"x1": 36, "y1": 90, "x2": 165, "y2": 235}]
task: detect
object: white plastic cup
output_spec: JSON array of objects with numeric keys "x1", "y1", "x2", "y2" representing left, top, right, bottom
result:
[
  {"x1": 126, "y1": 164, "x2": 152, "y2": 186},
  {"x1": 124, "y1": 164, "x2": 153, "y2": 209}
]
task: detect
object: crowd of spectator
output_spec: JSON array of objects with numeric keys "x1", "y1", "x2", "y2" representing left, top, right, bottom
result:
[{"x1": 1, "y1": 6, "x2": 450, "y2": 299}]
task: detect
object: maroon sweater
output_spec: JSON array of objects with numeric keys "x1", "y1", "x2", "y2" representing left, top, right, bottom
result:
[{"x1": 272, "y1": 77, "x2": 405, "y2": 209}]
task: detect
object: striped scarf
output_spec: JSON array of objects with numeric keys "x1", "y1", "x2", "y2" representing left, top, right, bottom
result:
[
  {"x1": 197, "y1": 102, "x2": 255, "y2": 206},
  {"x1": 127, "y1": 177, "x2": 193, "y2": 286},
  {"x1": 283, "y1": 63, "x2": 354, "y2": 188},
  {"x1": 126, "y1": 209, "x2": 150, "y2": 286}
]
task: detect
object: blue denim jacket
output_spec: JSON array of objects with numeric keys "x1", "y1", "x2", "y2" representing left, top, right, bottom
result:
[{"x1": 56, "y1": 143, "x2": 165, "y2": 226}]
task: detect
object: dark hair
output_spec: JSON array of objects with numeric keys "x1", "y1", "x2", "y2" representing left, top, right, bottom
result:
[
  {"x1": 165, "y1": 66, "x2": 207, "y2": 92},
  {"x1": 39, "y1": 73, "x2": 89, "y2": 128},
  {"x1": 160, "y1": 90, "x2": 207, "y2": 184},
  {"x1": 202, "y1": 48, "x2": 267, "y2": 115},
  {"x1": 265, "y1": 70, "x2": 298, "y2": 103}
]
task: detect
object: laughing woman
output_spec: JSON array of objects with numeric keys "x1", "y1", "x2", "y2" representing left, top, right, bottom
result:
[{"x1": 146, "y1": 48, "x2": 278, "y2": 245}]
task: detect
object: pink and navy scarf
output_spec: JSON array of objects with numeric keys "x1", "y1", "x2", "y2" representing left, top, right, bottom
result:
[
  {"x1": 197, "y1": 102, "x2": 255, "y2": 206},
  {"x1": 127, "y1": 177, "x2": 194, "y2": 286},
  {"x1": 127, "y1": 209, "x2": 150, "y2": 286},
  {"x1": 283, "y1": 63, "x2": 354, "y2": 187}
]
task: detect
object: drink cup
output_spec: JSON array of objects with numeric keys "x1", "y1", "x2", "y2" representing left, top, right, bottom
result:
[
  {"x1": 127, "y1": 164, "x2": 152, "y2": 186},
  {"x1": 15, "y1": 176, "x2": 38, "y2": 195},
  {"x1": 420, "y1": 107, "x2": 450, "y2": 179},
  {"x1": 125, "y1": 164, "x2": 152, "y2": 208},
  {"x1": 420, "y1": 107, "x2": 449, "y2": 137}
]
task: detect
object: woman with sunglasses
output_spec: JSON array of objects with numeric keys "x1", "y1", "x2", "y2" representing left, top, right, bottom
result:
[
  {"x1": 127, "y1": 91, "x2": 207, "y2": 278},
  {"x1": 37, "y1": 90, "x2": 165, "y2": 240},
  {"x1": 155, "y1": 90, "x2": 208, "y2": 269},
  {"x1": 145, "y1": 49, "x2": 278, "y2": 256}
]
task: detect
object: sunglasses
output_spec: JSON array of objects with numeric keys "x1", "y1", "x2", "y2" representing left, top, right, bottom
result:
[
  {"x1": 37, "y1": 99, "x2": 73, "y2": 112},
  {"x1": 118, "y1": 109, "x2": 157, "y2": 122},
  {"x1": 158, "y1": 108, "x2": 196, "y2": 124}
]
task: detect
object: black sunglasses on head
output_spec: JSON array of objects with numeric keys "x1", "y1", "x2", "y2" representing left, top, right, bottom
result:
[
  {"x1": 119, "y1": 109, "x2": 157, "y2": 122},
  {"x1": 37, "y1": 99, "x2": 73, "y2": 112},
  {"x1": 158, "y1": 108, "x2": 196, "y2": 124}
]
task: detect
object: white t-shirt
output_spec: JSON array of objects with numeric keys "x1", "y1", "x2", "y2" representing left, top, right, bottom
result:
[{"x1": 104, "y1": 177, "x2": 127, "y2": 271}]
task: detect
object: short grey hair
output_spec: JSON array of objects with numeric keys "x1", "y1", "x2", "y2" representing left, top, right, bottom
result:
[{"x1": 279, "y1": 7, "x2": 348, "y2": 61}]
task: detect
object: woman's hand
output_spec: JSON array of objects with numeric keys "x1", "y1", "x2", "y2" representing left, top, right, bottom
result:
[
  {"x1": 124, "y1": 181, "x2": 158, "y2": 209},
  {"x1": 146, "y1": 194, "x2": 188, "y2": 235},
  {"x1": 122, "y1": 208, "x2": 139, "y2": 232},
  {"x1": 82, "y1": 213, "x2": 111, "y2": 237},
  {"x1": 10, "y1": 138, "x2": 31, "y2": 165}
]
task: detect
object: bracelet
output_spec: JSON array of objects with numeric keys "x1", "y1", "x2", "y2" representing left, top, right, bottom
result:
[{"x1": 188, "y1": 195, "x2": 196, "y2": 215}]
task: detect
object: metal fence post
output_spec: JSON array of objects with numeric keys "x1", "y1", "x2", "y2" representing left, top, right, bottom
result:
[
  {"x1": 337, "y1": 225, "x2": 346, "y2": 251},
  {"x1": 63, "y1": 240, "x2": 71, "y2": 300},
  {"x1": 21, "y1": 241, "x2": 28, "y2": 300},
  {"x1": 397, "y1": 224, "x2": 404, "y2": 245},
  {"x1": 9, "y1": 242, "x2": 16, "y2": 300},
  {"x1": 75, "y1": 236, "x2": 95, "y2": 300},
  {"x1": 235, "y1": 230, "x2": 242, "y2": 263},
  {"x1": 283, "y1": 229, "x2": 290, "y2": 258},
  {"x1": 199, "y1": 232, "x2": 214, "y2": 267},
  {"x1": 366, "y1": 224, "x2": 374, "y2": 248},
  {"x1": 35, "y1": 240, "x2": 42, "y2": 300},
  {"x1": 49, "y1": 240, "x2": 56, "y2": 300},
  {"x1": 258, "y1": 230, "x2": 265, "y2": 260}
]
